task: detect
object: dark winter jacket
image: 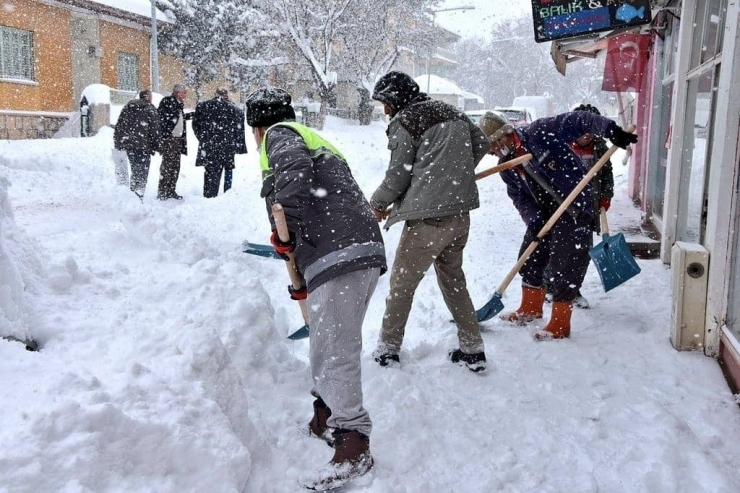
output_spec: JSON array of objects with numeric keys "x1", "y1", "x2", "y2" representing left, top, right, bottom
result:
[
  {"x1": 113, "y1": 99, "x2": 161, "y2": 154},
  {"x1": 193, "y1": 97, "x2": 248, "y2": 168},
  {"x1": 499, "y1": 111, "x2": 618, "y2": 230},
  {"x1": 158, "y1": 95, "x2": 188, "y2": 155},
  {"x1": 571, "y1": 137, "x2": 614, "y2": 232},
  {"x1": 260, "y1": 123, "x2": 387, "y2": 292},
  {"x1": 370, "y1": 95, "x2": 489, "y2": 229}
]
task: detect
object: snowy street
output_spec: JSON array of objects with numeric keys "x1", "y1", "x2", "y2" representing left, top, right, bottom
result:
[{"x1": 1, "y1": 118, "x2": 739, "y2": 492}]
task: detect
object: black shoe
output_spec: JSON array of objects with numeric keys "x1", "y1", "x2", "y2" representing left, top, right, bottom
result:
[
  {"x1": 448, "y1": 349, "x2": 487, "y2": 373},
  {"x1": 170, "y1": 193, "x2": 183, "y2": 200},
  {"x1": 373, "y1": 350, "x2": 399, "y2": 367}
]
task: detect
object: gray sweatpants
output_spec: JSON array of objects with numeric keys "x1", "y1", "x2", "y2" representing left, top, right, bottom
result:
[
  {"x1": 309, "y1": 267, "x2": 380, "y2": 437},
  {"x1": 379, "y1": 213, "x2": 484, "y2": 355}
]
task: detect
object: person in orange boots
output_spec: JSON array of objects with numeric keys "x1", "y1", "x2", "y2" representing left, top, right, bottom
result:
[{"x1": 478, "y1": 110, "x2": 636, "y2": 340}]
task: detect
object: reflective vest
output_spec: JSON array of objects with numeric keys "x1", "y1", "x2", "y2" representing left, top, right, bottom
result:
[{"x1": 259, "y1": 121, "x2": 346, "y2": 181}]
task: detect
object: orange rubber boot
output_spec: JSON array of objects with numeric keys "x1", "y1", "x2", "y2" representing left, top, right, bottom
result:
[
  {"x1": 534, "y1": 301, "x2": 573, "y2": 340},
  {"x1": 500, "y1": 286, "x2": 546, "y2": 324}
]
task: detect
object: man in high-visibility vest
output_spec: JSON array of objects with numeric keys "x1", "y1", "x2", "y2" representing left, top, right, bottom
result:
[{"x1": 246, "y1": 87, "x2": 386, "y2": 491}]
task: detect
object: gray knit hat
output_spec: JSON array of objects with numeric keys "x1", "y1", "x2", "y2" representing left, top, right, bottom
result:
[{"x1": 479, "y1": 111, "x2": 514, "y2": 142}]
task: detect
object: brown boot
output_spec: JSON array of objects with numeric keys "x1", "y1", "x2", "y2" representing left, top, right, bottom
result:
[
  {"x1": 308, "y1": 398, "x2": 334, "y2": 446},
  {"x1": 304, "y1": 429, "x2": 374, "y2": 491},
  {"x1": 534, "y1": 301, "x2": 573, "y2": 340},
  {"x1": 500, "y1": 286, "x2": 546, "y2": 324}
]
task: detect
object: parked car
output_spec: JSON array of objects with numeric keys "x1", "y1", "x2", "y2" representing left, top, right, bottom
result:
[
  {"x1": 464, "y1": 109, "x2": 507, "y2": 125},
  {"x1": 494, "y1": 106, "x2": 534, "y2": 127}
]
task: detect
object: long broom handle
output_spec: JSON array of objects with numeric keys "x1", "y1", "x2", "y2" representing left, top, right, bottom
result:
[
  {"x1": 272, "y1": 203, "x2": 310, "y2": 325},
  {"x1": 382, "y1": 153, "x2": 533, "y2": 218},
  {"x1": 495, "y1": 125, "x2": 636, "y2": 295}
]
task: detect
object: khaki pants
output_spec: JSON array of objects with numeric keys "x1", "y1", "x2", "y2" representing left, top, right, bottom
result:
[{"x1": 379, "y1": 213, "x2": 484, "y2": 355}]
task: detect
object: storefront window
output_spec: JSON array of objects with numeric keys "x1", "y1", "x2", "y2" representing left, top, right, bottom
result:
[
  {"x1": 664, "y1": 14, "x2": 680, "y2": 78},
  {"x1": 676, "y1": 68, "x2": 718, "y2": 243},
  {"x1": 690, "y1": 0, "x2": 728, "y2": 67}
]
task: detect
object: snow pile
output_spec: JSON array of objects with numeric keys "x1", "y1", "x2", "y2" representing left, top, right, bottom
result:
[{"x1": 0, "y1": 173, "x2": 41, "y2": 343}]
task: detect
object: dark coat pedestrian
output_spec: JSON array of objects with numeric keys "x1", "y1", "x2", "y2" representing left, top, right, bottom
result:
[
  {"x1": 113, "y1": 90, "x2": 160, "y2": 198},
  {"x1": 369, "y1": 71, "x2": 489, "y2": 373},
  {"x1": 157, "y1": 85, "x2": 189, "y2": 200},
  {"x1": 479, "y1": 110, "x2": 636, "y2": 341},
  {"x1": 193, "y1": 89, "x2": 247, "y2": 197}
]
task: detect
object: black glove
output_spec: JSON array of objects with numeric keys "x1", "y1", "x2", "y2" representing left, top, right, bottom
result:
[{"x1": 608, "y1": 126, "x2": 638, "y2": 149}]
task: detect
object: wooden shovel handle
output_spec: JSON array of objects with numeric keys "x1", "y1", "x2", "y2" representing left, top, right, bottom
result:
[
  {"x1": 600, "y1": 207, "x2": 609, "y2": 235},
  {"x1": 271, "y1": 203, "x2": 310, "y2": 325},
  {"x1": 382, "y1": 153, "x2": 534, "y2": 218},
  {"x1": 495, "y1": 125, "x2": 636, "y2": 295},
  {"x1": 474, "y1": 153, "x2": 533, "y2": 180}
]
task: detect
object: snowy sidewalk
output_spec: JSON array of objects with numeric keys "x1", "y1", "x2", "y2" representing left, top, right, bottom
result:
[{"x1": 1, "y1": 119, "x2": 739, "y2": 493}]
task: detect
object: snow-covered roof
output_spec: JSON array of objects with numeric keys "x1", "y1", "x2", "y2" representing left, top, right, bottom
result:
[
  {"x1": 413, "y1": 74, "x2": 465, "y2": 97},
  {"x1": 88, "y1": 0, "x2": 168, "y2": 22}
]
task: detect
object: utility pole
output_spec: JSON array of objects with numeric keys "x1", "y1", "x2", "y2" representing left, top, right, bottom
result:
[
  {"x1": 426, "y1": 6, "x2": 475, "y2": 93},
  {"x1": 151, "y1": 0, "x2": 159, "y2": 93}
]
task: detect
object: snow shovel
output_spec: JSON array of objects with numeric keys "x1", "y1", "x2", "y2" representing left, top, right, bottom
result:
[
  {"x1": 242, "y1": 240, "x2": 282, "y2": 260},
  {"x1": 272, "y1": 203, "x2": 311, "y2": 340},
  {"x1": 475, "y1": 126, "x2": 635, "y2": 321},
  {"x1": 588, "y1": 207, "x2": 641, "y2": 292}
]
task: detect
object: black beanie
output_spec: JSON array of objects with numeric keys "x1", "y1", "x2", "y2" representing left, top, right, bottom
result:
[
  {"x1": 573, "y1": 103, "x2": 601, "y2": 115},
  {"x1": 372, "y1": 71, "x2": 420, "y2": 115},
  {"x1": 245, "y1": 87, "x2": 297, "y2": 128}
]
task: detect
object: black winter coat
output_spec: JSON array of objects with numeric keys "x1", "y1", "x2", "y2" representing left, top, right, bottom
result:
[
  {"x1": 158, "y1": 95, "x2": 188, "y2": 155},
  {"x1": 260, "y1": 126, "x2": 387, "y2": 292},
  {"x1": 114, "y1": 99, "x2": 161, "y2": 154},
  {"x1": 192, "y1": 97, "x2": 247, "y2": 168}
]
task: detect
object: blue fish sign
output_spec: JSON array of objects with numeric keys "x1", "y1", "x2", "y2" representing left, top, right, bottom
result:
[
  {"x1": 531, "y1": 0, "x2": 652, "y2": 43},
  {"x1": 616, "y1": 4, "x2": 646, "y2": 23}
]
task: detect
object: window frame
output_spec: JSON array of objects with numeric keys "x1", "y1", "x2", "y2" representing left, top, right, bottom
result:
[
  {"x1": 0, "y1": 25, "x2": 35, "y2": 82},
  {"x1": 117, "y1": 52, "x2": 139, "y2": 92}
]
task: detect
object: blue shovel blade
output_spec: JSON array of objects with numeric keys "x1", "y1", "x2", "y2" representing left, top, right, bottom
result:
[
  {"x1": 589, "y1": 233, "x2": 641, "y2": 292},
  {"x1": 287, "y1": 324, "x2": 310, "y2": 340},
  {"x1": 476, "y1": 293, "x2": 505, "y2": 322},
  {"x1": 242, "y1": 241, "x2": 282, "y2": 260}
]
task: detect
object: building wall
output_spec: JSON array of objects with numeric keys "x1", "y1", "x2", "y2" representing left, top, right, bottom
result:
[
  {"x1": 99, "y1": 20, "x2": 151, "y2": 93},
  {"x1": 0, "y1": 0, "x2": 73, "y2": 112}
]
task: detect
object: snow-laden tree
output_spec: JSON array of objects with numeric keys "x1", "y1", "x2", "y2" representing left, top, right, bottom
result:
[
  {"x1": 337, "y1": 0, "x2": 436, "y2": 124},
  {"x1": 156, "y1": 0, "x2": 274, "y2": 101},
  {"x1": 454, "y1": 15, "x2": 612, "y2": 114},
  {"x1": 257, "y1": 0, "x2": 355, "y2": 117}
]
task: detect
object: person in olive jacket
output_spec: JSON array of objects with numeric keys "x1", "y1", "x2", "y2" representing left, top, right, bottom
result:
[
  {"x1": 157, "y1": 84, "x2": 190, "y2": 200},
  {"x1": 192, "y1": 88, "x2": 247, "y2": 198},
  {"x1": 246, "y1": 87, "x2": 386, "y2": 491},
  {"x1": 369, "y1": 71, "x2": 489, "y2": 373},
  {"x1": 113, "y1": 90, "x2": 161, "y2": 199}
]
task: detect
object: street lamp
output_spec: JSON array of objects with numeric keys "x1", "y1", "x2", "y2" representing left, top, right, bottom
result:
[
  {"x1": 151, "y1": 0, "x2": 159, "y2": 93},
  {"x1": 426, "y1": 5, "x2": 475, "y2": 93}
]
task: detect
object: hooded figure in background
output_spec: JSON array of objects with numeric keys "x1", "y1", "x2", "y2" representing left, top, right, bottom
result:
[
  {"x1": 368, "y1": 71, "x2": 489, "y2": 373},
  {"x1": 192, "y1": 88, "x2": 247, "y2": 198},
  {"x1": 478, "y1": 110, "x2": 636, "y2": 341},
  {"x1": 245, "y1": 87, "x2": 386, "y2": 491}
]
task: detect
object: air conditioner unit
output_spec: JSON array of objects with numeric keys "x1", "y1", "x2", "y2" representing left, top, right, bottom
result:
[{"x1": 670, "y1": 242, "x2": 709, "y2": 351}]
